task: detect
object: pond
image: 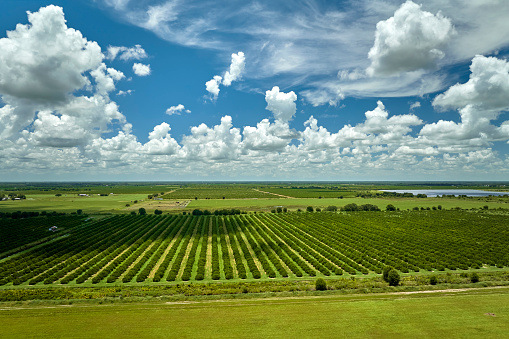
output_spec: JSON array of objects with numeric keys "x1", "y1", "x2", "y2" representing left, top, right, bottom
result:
[{"x1": 380, "y1": 189, "x2": 509, "y2": 197}]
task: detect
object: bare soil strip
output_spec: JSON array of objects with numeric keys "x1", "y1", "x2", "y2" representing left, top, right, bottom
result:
[
  {"x1": 205, "y1": 218, "x2": 213, "y2": 279},
  {"x1": 244, "y1": 215, "x2": 294, "y2": 276},
  {"x1": 252, "y1": 214, "x2": 315, "y2": 273},
  {"x1": 175, "y1": 220, "x2": 200, "y2": 280},
  {"x1": 252, "y1": 188, "x2": 295, "y2": 199},
  {"x1": 162, "y1": 286, "x2": 509, "y2": 306},
  {"x1": 221, "y1": 219, "x2": 238, "y2": 278},
  {"x1": 231, "y1": 218, "x2": 264, "y2": 274},
  {"x1": 148, "y1": 219, "x2": 189, "y2": 279},
  {"x1": 116, "y1": 218, "x2": 174, "y2": 281}
]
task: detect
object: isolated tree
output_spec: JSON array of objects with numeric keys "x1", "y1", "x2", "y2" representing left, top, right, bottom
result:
[
  {"x1": 315, "y1": 278, "x2": 327, "y2": 291},
  {"x1": 283, "y1": 207, "x2": 287, "y2": 213},
  {"x1": 470, "y1": 272, "x2": 479, "y2": 283},
  {"x1": 138, "y1": 207, "x2": 146, "y2": 215},
  {"x1": 386, "y1": 204, "x2": 396, "y2": 211},
  {"x1": 76, "y1": 209, "x2": 83, "y2": 215},
  {"x1": 276, "y1": 207, "x2": 283, "y2": 213},
  {"x1": 387, "y1": 269, "x2": 400, "y2": 286},
  {"x1": 306, "y1": 206, "x2": 314, "y2": 212},
  {"x1": 429, "y1": 275, "x2": 438, "y2": 285},
  {"x1": 326, "y1": 205, "x2": 337, "y2": 212},
  {"x1": 382, "y1": 266, "x2": 393, "y2": 282},
  {"x1": 154, "y1": 209, "x2": 163, "y2": 215}
]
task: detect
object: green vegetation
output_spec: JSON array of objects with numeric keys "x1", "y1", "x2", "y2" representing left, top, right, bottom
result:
[
  {"x1": 1, "y1": 210, "x2": 508, "y2": 287},
  {"x1": 161, "y1": 185, "x2": 276, "y2": 199},
  {"x1": 315, "y1": 278, "x2": 327, "y2": 290},
  {"x1": 1, "y1": 288, "x2": 508, "y2": 338},
  {"x1": 2, "y1": 182, "x2": 509, "y2": 336}
]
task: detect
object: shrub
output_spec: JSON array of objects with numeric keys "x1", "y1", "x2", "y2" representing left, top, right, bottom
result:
[
  {"x1": 342, "y1": 203, "x2": 359, "y2": 211},
  {"x1": 315, "y1": 278, "x2": 327, "y2": 291},
  {"x1": 386, "y1": 204, "x2": 396, "y2": 211},
  {"x1": 326, "y1": 206, "x2": 337, "y2": 212},
  {"x1": 387, "y1": 269, "x2": 401, "y2": 286},
  {"x1": 470, "y1": 272, "x2": 480, "y2": 283},
  {"x1": 429, "y1": 275, "x2": 438, "y2": 285},
  {"x1": 138, "y1": 208, "x2": 146, "y2": 215},
  {"x1": 382, "y1": 266, "x2": 393, "y2": 282},
  {"x1": 154, "y1": 209, "x2": 163, "y2": 215},
  {"x1": 306, "y1": 206, "x2": 314, "y2": 212},
  {"x1": 315, "y1": 208, "x2": 321, "y2": 212}
]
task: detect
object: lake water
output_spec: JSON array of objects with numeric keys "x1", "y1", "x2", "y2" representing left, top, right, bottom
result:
[{"x1": 380, "y1": 189, "x2": 509, "y2": 197}]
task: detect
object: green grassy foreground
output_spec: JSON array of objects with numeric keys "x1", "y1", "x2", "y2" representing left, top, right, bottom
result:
[{"x1": 1, "y1": 288, "x2": 507, "y2": 338}]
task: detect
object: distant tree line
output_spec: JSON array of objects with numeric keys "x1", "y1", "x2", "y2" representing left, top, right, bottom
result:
[
  {"x1": 0, "y1": 210, "x2": 69, "y2": 219},
  {"x1": 356, "y1": 191, "x2": 427, "y2": 198},
  {"x1": 189, "y1": 209, "x2": 245, "y2": 216}
]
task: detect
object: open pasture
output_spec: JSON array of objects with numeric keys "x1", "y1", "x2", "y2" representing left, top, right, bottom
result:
[
  {"x1": 1, "y1": 211, "x2": 507, "y2": 287},
  {"x1": 0, "y1": 194, "x2": 149, "y2": 213},
  {"x1": 161, "y1": 185, "x2": 277, "y2": 199},
  {"x1": 186, "y1": 196, "x2": 509, "y2": 212},
  {"x1": 1, "y1": 288, "x2": 508, "y2": 338}
]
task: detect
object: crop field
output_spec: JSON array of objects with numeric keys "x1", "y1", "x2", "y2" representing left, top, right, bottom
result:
[
  {"x1": 186, "y1": 196, "x2": 509, "y2": 212},
  {"x1": 1, "y1": 211, "x2": 507, "y2": 287},
  {"x1": 161, "y1": 186, "x2": 278, "y2": 199},
  {"x1": 259, "y1": 186, "x2": 358, "y2": 198}
]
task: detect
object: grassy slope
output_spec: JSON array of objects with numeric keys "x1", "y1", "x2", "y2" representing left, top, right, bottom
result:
[{"x1": 1, "y1": 288, "x2": 507, "y2": 338}]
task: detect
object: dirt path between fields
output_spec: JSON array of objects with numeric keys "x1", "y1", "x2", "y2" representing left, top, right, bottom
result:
[
  {"x1": 252, "y1": 189, "x2": 295, "y2": 199},
  {"x1": 163, "y1": 286, "x2": 509, "y2": 305}
]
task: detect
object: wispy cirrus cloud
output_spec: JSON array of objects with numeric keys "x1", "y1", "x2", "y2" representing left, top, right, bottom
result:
[{"x1": 97, "y1": 0, "x2": 509, "y2": 107}]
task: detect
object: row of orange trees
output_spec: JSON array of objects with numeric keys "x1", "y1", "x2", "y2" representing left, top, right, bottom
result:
[{"x1": 0, "y1": 211, "x2": 507, "y2": 286}]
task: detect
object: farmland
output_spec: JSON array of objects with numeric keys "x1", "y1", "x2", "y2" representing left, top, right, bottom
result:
[
  {"x1": 1, "y1": 182, "x2": 509, "y2": 336},
  {"x1": 1, "y1": 211, "x2": 508, "y2": 287}
]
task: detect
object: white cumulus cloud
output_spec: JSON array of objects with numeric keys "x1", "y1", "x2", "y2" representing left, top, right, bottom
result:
[
  {"x1": 106, "y1": 44, "x2": 147, "y2": 61},
  {"x1": 166, "y1": 104, "x2": 191, "y2": 116},
  {"x1": 265, "y1": 86, "x2": 297, "y2": 123},
  {"x1": 433, "y1": 55, "x2": 509, "y2": 112},
  {"x1": 205, "y1": 51, "x2": 245, "y2": 100},
  {"x1": 132, "y1": 63, "x2": 151, "y2": 76},
  {"x1": 205, "y1": 75, "x2": 222, "y2": 100},
  {"x1": 367, "y1": 1, "x2": 454, "y2": 76},
  {"x1": 223, "y1": 52, "x2": 245, "y2": 86}
]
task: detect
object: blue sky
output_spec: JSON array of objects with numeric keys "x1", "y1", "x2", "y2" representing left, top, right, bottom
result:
[{"x1": 1, "y1": 0, "x2": 509, "y2": 181}]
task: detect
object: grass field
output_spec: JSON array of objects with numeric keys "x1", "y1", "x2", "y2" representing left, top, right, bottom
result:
[
  {"x1": 0, "y1": 194, "x2": 149, "y2": 213},
  {"x1": 2, "y1": 181, "x2": 509, "y2": 214},
  {"x1": 1, "y1": 195, "x2": 506, "y2": 214},
  {"x1": 187, "y1": 196, "x2": 509, "y2": 212},
  {"x1": 1, "y1": 288, "x2": 507, "y2": 338}
]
